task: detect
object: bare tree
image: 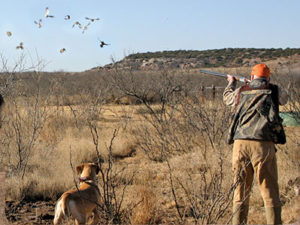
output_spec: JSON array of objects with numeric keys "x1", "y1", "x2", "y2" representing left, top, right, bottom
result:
[{"x1": 0, "y1": 54, "x2": 54, "y2": 179}]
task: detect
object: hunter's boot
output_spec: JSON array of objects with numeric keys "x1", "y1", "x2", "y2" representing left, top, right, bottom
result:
[
  {"x1": 265, "y1": 206, "x2": 282, "y2": 225},
  {"x1": 232, "y1": 203, "x2": 249, "y2": 225}
]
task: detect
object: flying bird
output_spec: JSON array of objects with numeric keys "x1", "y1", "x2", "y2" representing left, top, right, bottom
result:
[
  {"x1": 98, "y1": 39, "x2": 110, "y2": 48},
  {"x1": 60, "y1": 48, "x2": 66, "y2": 53},
  {"x1": 16, "y1": 42, "x2": 24, "y2": 50},
  {"x1": 100, "y1": 41, "x2": 110, "y2": 48},
  {"x1": 6, "y1": 31, "x2": 12, "y2": 37},
  {"x1": 64, "y1": 15, "x2": 71, "y2": 20},
  {"x1": 85, "y1": 17, "x2": 100, "y2": 22},
  {"x1": 72, "y1": 21, "x2": 82, "y2": 29},
  {"x1": 82, "y1": 22, "x2": 91, "y2": 34},
  {"x1": 45, "y1": 7, "x2": 54, "y2": 18},
  {"x1": 34, "y1": 19, "x2": 42, "y2": 28}
]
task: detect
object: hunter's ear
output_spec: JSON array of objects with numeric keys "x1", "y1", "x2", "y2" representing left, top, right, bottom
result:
[{"x1": 76, "y1": 164, "x2": 84, "y2": 175}]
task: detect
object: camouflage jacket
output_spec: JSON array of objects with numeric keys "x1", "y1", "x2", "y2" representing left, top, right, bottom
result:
[{"x1": 223, "y1": 79, "x2": 287, "y2": 144}]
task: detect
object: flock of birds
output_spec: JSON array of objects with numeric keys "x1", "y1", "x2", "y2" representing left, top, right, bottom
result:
[{"x1": 5, "y1": 7, "x2": 110, "y2": 54}]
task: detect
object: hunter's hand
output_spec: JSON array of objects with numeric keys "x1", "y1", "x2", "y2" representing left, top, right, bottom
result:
[{"x1": 226, "y1": 74, "x2": 236, "y2": 82}]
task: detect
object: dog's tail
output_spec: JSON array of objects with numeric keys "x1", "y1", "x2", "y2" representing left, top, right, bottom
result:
[
  {"x1": 61, "y1": 194, "x2": 70, "y2": 217},
  {"x1": 53, "y1": 195, "x2": 70, "y2": 224}
]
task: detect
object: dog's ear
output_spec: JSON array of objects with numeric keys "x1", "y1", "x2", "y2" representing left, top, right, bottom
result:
[
  {"x1": 76, "y1": 164, "x2": 84, "y2": 175},
  {"x1": 92, "y1": 163, "x2": 100, "y2": 174}
]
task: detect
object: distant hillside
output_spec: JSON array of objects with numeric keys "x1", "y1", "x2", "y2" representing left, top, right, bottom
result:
[{"x1": 94, "y1": 48, "x2": 300, "y2": 71}]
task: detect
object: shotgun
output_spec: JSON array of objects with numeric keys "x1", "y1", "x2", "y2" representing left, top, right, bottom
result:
[{"x1": 199, "y1": 70, "x2": 250, "y2": 83}]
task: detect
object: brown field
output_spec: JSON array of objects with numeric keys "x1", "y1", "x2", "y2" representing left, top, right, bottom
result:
[{"x1": 0, "y1": 67, "x2": 299, "y2": 224}]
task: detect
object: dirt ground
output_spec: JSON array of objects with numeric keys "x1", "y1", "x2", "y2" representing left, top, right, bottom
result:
[
  {"x1": 5, "y1": 200, "x2": 55, "y2": 225},
  {"x1": 4, "y1": 198, "x2": 300, "y2": 224}
]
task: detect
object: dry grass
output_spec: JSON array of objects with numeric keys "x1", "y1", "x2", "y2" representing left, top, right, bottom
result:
[{"x1": 1, "y1": 95, "x2": 299, "y2": 224}]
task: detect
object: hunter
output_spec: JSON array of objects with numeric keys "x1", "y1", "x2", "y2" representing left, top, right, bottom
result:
[{"x1": 223, "y1": 63, "x2": 288, "y2": 225}]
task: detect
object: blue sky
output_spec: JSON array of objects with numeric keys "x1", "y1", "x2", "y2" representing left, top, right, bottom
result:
[{"x1": 1, "y1": 0, "x2": 299, "y2": 72}]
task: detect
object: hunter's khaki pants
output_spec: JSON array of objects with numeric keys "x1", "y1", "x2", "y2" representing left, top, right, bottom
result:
[{"x1": 232, "y1": 139, "x2": 281, "y2": 208}]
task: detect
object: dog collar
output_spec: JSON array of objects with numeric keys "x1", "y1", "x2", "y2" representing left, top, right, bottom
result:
[{"x1": 79, "y1": 176, "x2": 92, "y2": 182}]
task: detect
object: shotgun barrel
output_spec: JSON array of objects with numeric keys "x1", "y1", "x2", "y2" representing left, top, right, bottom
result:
[{"x1": 199, "y1": 70, "x2": 249, "y2": 83}]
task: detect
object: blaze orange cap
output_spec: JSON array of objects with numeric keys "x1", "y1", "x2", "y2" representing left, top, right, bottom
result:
[{"x1": 251, "y1": 63, "x2": 270, "y2": 78}]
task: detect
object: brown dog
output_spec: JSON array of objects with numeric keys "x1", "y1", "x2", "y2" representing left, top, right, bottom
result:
[{"x1": 53, "y1": 163, "x2": 101, "y2": 225}]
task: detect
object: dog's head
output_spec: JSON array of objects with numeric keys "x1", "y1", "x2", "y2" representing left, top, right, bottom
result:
[{"x1": 76, "y1": 163, "x2": 100, "y2": 181}]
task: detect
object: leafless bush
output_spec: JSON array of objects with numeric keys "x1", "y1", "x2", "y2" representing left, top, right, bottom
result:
[
  {"x1": 162, "y1": 100, "x2": 234, "y2": 224},
  {"x1": 110, "y1": 68, "x2": 192, "y2": 161},
  {"x1": 167, "y1": 159, "x2": 236, "y2": 224},
  {"x1": 88, "y1": 127, "x2": 135, "y2": 224},
  {"x1": 66, "y1": 80, "x2": 135, "y2": 223},
  {"x1": 111, "y1": 67, "x2": 235, "y2": 224},
  {"x1": 271, "y1": 69, "x2": 300, "y2": 171},
  {"x1": 272, "y1": 69, "x2": 300, "y2": 116},
  {"x1": 0, "y1": 53, "x2": 58, "y2": 180},
  {"x1": 284, "y1": 74, "x2": 300, "y2": 118},
  {"x1": 0, "y1": 72, "x2": 56, "y2": 179}
]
